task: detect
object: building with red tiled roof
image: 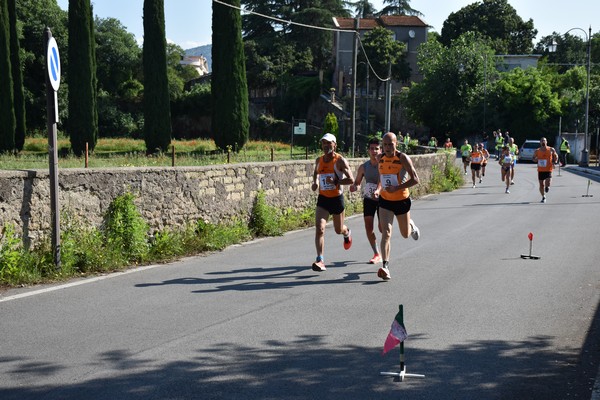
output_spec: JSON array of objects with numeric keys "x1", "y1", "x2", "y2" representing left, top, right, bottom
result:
[{"x1": 331, "y1": 15, "x2": 429, "y2": 92}]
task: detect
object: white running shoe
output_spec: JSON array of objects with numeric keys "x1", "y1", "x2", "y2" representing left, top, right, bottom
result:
[
  {"x1": 377, "y1": 266, "x2": 391, "y2": 281},
  {"x1": 409, "y1": 219, "x2": 420, "y2": 240}
]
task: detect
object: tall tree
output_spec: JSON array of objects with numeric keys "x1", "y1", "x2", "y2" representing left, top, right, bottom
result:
[
  {"x1": 16, "y1": 0, "x2": 68, "y2": 133},
  {"x1": 403, "y1": 32, "x2": 496, "y2": 136},
  {"x1": 95, "y1": 17, "x2": 141, "y2": 94},
  {"x1": 359, "y1": 26, "x2": 408, "y2": 94},
  {"x1": 490, "y1": 67, "x2": 560, "y2": 142},
  {"x1": 212, "y1": 0, "x2": 249, "y2": 151},
  {"x1": 378, "y1": 0, "x2": 421, "y2": 16},
  {"x1": 351, "y1": 0, "x2": 377, "y2": 18},
  {"x1": 0, "y1": 0, "x2": 16, "y2": 152},
  {"x1": 68, "y1": 0, "x2": 98, "y2": 155},
  {"x1": 143, "y1": 0, "x2": 171, "y2": 153},
  {"x1": 440, "y1": 0, "x2": 536, "y2": 54},
  {"x1": 8, "y1": 0, "x2": 25, "y2": 150}
]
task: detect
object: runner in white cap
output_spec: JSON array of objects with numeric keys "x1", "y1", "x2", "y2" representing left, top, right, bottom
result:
[{"x1": 310, "y1": 133, "x2": 354, "y2": 272}]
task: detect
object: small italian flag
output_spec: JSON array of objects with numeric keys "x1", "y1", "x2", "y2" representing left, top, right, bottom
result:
[{"x1": 382, "y1": 309, "x2": 408, "y2": 355}]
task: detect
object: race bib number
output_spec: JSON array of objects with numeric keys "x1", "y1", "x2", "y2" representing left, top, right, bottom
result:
[
  {"x1": 538, "y1": 159, "x2": 547, "y2": 168},
  {"x1": 381, "y1": 174, "x2": 399, "y2": 190},
  {"x1": 319, "y1": 173, "x2": 336, "y2": 191},
  {"x1": 363, "y1": 182, "x2": 378, "y2": 198},
  {"x1": 503, "y1": 156, "x2": 512, "y2": 164},
  {"x1": 472, "y1": 156, "x2": 482, "y2": 163}
]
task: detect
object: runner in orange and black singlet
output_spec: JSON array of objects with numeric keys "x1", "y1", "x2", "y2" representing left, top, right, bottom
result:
[
  {"x1": 373, "y1": 132, "x2": 421, "y2": 281},
  {"x1": 532, "y1": 137, "x2": 558, "y2": 203},
  {"x1": 310, "y1": 133, "x2": 354, "y2": 272}
]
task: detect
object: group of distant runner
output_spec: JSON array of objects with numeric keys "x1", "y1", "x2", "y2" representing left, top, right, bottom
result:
[
  {"x1": 309, "y1": 133, "x2": 559, "y2": 280},
  {"x1": 460, "y1": 137, "x2": 558, "y2": 202}
]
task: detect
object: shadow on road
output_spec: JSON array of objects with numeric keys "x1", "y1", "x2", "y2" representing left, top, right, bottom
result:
[
  {"x1": 0, "y1": 325, "x2": 596, "y2": 400},
  {"x1": 135, "y1": 262, "x2": 386, "y2": 294}
]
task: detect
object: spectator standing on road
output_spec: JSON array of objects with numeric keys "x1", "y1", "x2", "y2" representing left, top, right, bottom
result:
[
  {"x1": 559, "y1": 135, "x2": 570, "y2": 166},
  {"x1": 350, "y1": 138, "x2": 382, "y2": 264},
  {"x1": 499, "y1": 145, "x2": 514, "y2": 194},
  {"x1": 460, "y1": 139, "x2": 472, "y2": 175},
  {"x1": 310, "y1": 133, "x2": 354, "y2": 272},
  {"x1": 507, "y1": 137, "x2": 519, "y2": 185},
  {"x1": 469, "y1": 144, "x2": 484, "y2": 188},
  {"x1": 494, "y1": 131, "x2": 504, "y2": 160},
  {"x1": 374, "y1": 132, "x2": 421, "y2": 281},
  {"x1": 532, "y1": 137, "x2": 559, "y2": 203}
]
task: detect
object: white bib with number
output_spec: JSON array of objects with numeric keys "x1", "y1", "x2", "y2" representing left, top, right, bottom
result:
[
  {"x1": 381, "y1": 174, "x2": 399, "y2": 189},
  {"x1": 319, "y1": 173, "x2": 336, "y2": 191},
  {"x1": 363, "y1": 182, "x2": 378, "y2": 198}
]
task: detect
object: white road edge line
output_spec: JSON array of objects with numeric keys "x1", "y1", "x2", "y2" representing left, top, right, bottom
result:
[{"x1": 0, "y1": 263, "x2": 163, "y2": 303}]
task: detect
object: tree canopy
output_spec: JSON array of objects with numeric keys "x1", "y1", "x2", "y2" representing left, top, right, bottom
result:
[{"x1": 440, "y1": 0, "x2": 537, "y2": 55}]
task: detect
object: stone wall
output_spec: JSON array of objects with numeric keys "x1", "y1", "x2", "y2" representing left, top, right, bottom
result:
[{"x1": 0, "y1": 153, "x2": 449, "y2": 245}]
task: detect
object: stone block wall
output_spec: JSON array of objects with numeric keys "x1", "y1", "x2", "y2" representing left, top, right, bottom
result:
[{"x1": 0, "y1": 153, "x2": 450, "y2": 246}]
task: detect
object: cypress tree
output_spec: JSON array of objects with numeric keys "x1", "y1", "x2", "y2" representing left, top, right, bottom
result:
[
  {"x1": 0, "y1": 0, "x2": 15, "y2": 152},
  {"x1": 67, "y1": 0, "x2": 98, "y2": 156},
  {"x1": 211, "y1": 0, "x2": 249, "y2": 151},
  {"x1": 8, "y1": 0, "x2": 25, "y2": 151},
  {"x1": 143, "y1": 0, "x2": 171, "y2": 154}
]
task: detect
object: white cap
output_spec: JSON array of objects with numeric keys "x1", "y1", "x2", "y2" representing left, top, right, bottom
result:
[{"x1": 321, "y1": 133, "x2": 336, "y2": 143}]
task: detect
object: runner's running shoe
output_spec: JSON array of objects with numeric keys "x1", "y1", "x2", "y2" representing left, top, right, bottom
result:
[
  {"x1": 312, "y1": 260, "x2": 326, "y2": 272},
  {"x1": 377, "y1": 266, "x2": 391, "y2": 281},
  {"x1": 343, "y1": 230, "x2": 352, "y2": 250},
  {"x1": 368, "y1": 254, "x2": 382, "y2": 264},
  {"x1": 409, "y1": 220, "x2": 420, "y2": 240}
]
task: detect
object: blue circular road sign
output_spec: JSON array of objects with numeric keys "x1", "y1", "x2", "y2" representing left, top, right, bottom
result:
[{"x1": 46, "y1": 37, "x2": 61, "y2": 91}]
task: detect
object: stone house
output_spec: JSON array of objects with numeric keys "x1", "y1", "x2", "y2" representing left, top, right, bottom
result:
[{"x1": 331, "y1": 15, "x2": 429, "y2": 93}]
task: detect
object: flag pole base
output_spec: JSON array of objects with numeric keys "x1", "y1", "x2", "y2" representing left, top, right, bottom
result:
[
  {"x1": 520, "y1": 254, "x2": 540, "y2": 259},
  {"x1": 380, "y1": 366, "x2": 425, "y2": 382}
]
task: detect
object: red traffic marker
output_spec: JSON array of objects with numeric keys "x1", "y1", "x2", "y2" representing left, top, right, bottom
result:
[{"x1": 521, "y1": 232, "x2": 540, "y2": 259}]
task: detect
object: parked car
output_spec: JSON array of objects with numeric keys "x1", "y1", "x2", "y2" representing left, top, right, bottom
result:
[{"x1": 519, "y1": 140, "x2": 539, "y2": 161}]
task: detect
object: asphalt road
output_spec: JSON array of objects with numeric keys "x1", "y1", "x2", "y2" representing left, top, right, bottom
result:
[{"x1": 1, "y1": 163, "x2": 599, "y2": 400}]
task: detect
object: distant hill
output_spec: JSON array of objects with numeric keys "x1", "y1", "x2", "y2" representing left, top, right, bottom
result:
[{"x1": 185, "y1": 44, "x2": 212, "y2": 73}]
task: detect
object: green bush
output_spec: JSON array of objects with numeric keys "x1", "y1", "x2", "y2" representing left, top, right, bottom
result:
[
  {"x1": 0, "y1": 224, "x2": 24, "y2": 284},
  {"x1": 148, "y1": 229, "x2": 184, "y2": 262},
  {"x1": 102, "y1": 192, "x2": 149, "y2": 263},
  {"x1": 249, "y1": 190, "x2": 283, "y2": 237},
  {"x1": 195, "y1": 219, "x2": 252, "y2": 251},
  {"x1": 429, "y1": 155, "x2": 464, "y2": 192},
  {"x1": 61, "y1": 211, "x2": 122, "y2": 274}
]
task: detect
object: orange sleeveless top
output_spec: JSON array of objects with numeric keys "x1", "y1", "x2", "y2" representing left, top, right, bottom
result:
[
  {"x1": 534, "y1": 148, "x2": 554, "y2": 172},
  {"x1": 378, "y1": 153, "x2": 409, "y2": 201},
  {"x1": 317, "y1": 153, "x2": 343, "y2": 198}
]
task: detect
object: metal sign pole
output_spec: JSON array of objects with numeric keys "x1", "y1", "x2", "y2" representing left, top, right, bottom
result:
[{"x1": 45, "y1": 27, "x2": 61, "y2": 269}]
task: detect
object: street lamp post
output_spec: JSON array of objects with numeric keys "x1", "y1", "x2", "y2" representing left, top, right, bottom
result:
[
  {"x1": 556, "y1": 27, "x2": 592, "y2": 167},
  {"x1": 483, "y1": 53, "x2": 487, "y2": 136}
]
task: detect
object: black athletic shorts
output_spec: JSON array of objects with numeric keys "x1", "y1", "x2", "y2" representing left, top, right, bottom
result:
[
  {"x1": 363, "y1": 197, "x2": 379, "y2": 217},
  {"x1": 379, "y1": 197, "x2": 411, "y2": 216},
  {"x1": 538, "y1": 171, "x2": 552, "y2": 181},
  {"x1": 470, "y1": 163, "x2": 482, "y2": 171},
  {"x1": 317, "y1": 194, "x2": 345, "y2": 215}
]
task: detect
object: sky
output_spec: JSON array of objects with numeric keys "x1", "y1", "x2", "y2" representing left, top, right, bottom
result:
[{"x1": 56, "y1": 0, "x2": 597, "y2": 50}]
